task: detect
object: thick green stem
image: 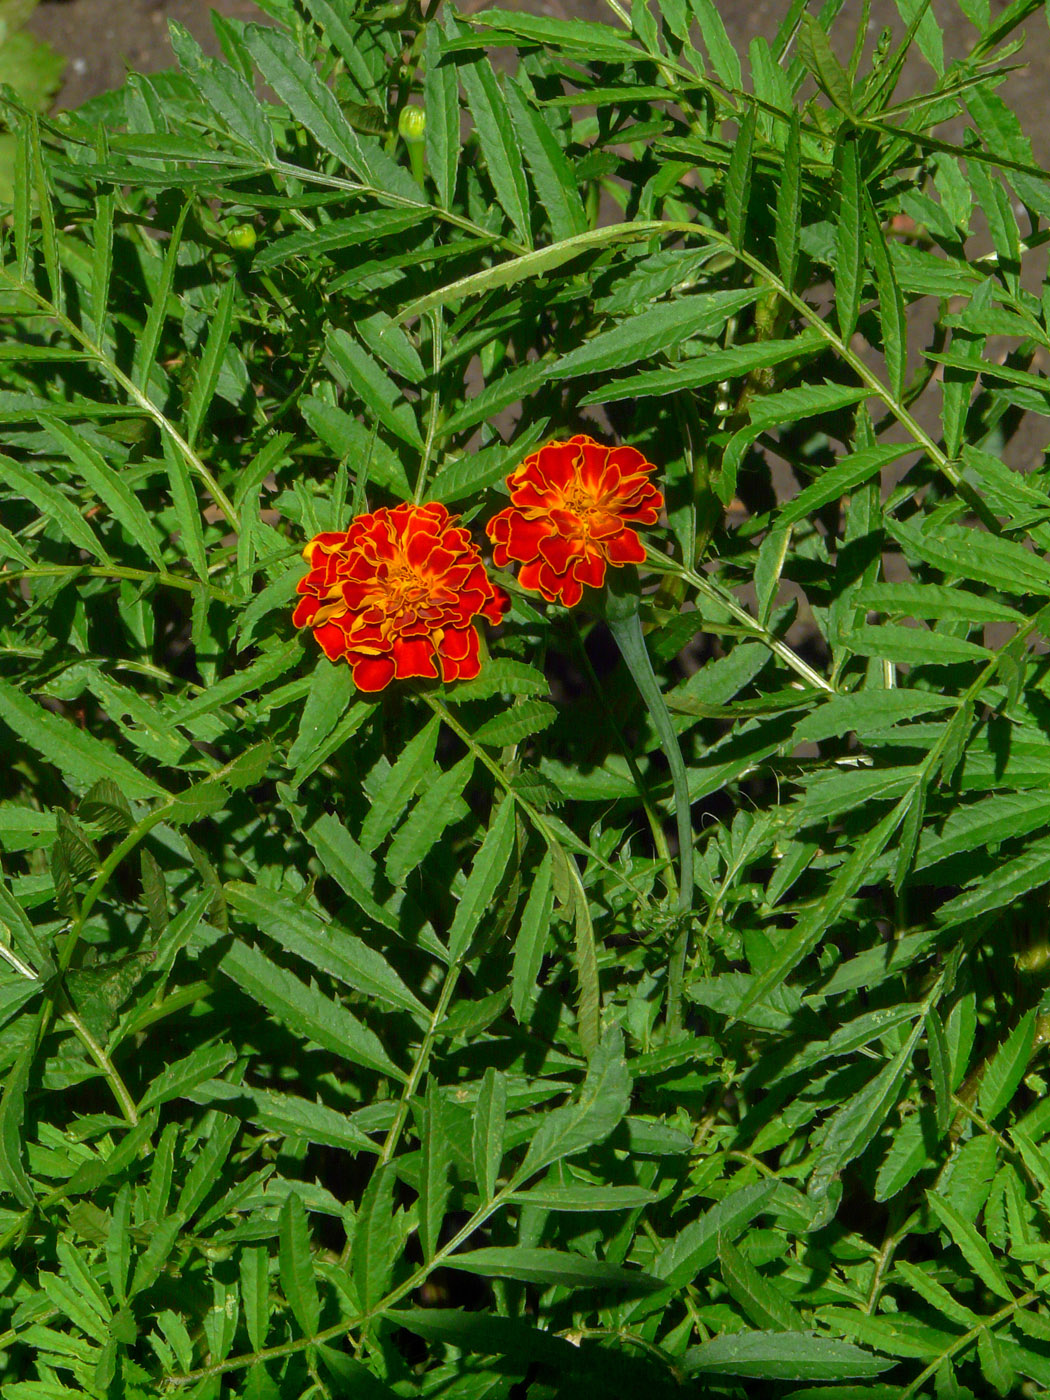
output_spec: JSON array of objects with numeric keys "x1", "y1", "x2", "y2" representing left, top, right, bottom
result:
[{"x1": 602, "y1": 578, "x2": 695, "y2": 1037}]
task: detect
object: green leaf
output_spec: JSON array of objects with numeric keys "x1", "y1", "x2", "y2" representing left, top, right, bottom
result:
[
  {"x1": 979, "y1": 1010, "x2": 1036, "y2": 1123},
  {"x1": 418, "y1": 1079, "x2": 450, "y2": 1263},
  {"x1": 833, "y1": 139, "x2": 864, "y2": 341},
  {"x1": 798, "y1": 13, "x2": 855, "y2": 112},
  {"x1": 244, "y1": 1088, "x2": 378, "y2": 1154},
  {"x1": 445, "y1": 1247, "x2": 659, "y2": 1290},
  {"x1": 888, "y1": 514, "x2": 1050, "y2": 596},
  {"x1": 0, "y1": 453, "x2": 110, "y2": 563},
  {"x1": 936, "y1": 835, "x2": 1050, "y2": 929},
  {"x1": 717, "y1": 1235, "x2": 805, "y2": 1331},
  {"x1": 225, "y1": 882, "x2": 424, "y2": 1014},
  {"x1": 447, "y1": 797, "x2": 516, "y2": 961},
  {"x1": 0, "y1": 1044, "x2": 36, "y2": 1207},
  {"x1": 220, "y1": 940, "x2": 404, "y2": 1080},
  {"x1": 651, "y1": 1180, "x2": 779, "y2": 1289},
  {"x1": 385, "y1": 754, "x2": 473, "y2": 886},
  {"x1": 286, "y1": 662, "x2": 358, "y2": 775},
  {"x1": 400, "y1": 223, "x2": 669, "y2": 320},
  {"x1": 139, "y1": 1042, "x2": 236, "y2": 1113},
  {"x1": 777, "y1": 444, "x2": 912, "y2": 526},
  {"x1": 360, "y1": 716, "x2": 439, "y2": 854},
  {"x1": 474, "y1": 701, "x2": 558, "y2": 748},
  {"x1": 686, "y1": 1331, "x2": 893, "y2": 1381},
  {"x1": 926, "y1": 1188, "x2": 1013, "y2": 1300},
  {"x1": 725, "y1": 106, "x2": 756, "y2": 249},
  {"x1": 240, "y1": 1246, "x2": 271, "y2": 1353},
  {"x1": 185, "y1": 275, "x2": 237, "y2": 447},
  {"x1": 169, "y1": 20, "x2": 276, "y2": 161},
  {"x1": 353, "y1": 1163, "x2": 397, "y2": 1312},
  {"x1": 588, "y1": 328, "x2": 825, "y2": 403},
  {"x1": 553, "y1": 288, "x2": 760, "y2": 380},
  {"x1": 469, "y1": 9, "x2": 640, "y2": 62},
  {"x1": 44, "y1": 420, "x2": 166, "y2": 569},
  {"x1": 279, "y1": 1193, "x2": 320, "y2": 1335},
  {"x1": 162, "y1": 435, "x2": 208, "y2": 582},
  {"x1": 775, "y1": 114, "x2": 802, "y2": 290},
  {"x1": 424, "y1": 22, "x2": 458, "y2": 209},
  {"x1": 504, "y1": 76, "x2": 587, "y2": 241},
  {"x1": 244, "y1": 24, "x2": 372, "y2": 180},
  {"x1": 303, "y1": 814, "x2": 401, "y2": 937},
  {"x1": 459, "y1": 54, "x2": 532, "y2": 246},
  {"x1": 326, "y1": 328, "x2": 423, "y2": 449},
  {"x1": 472, "y1": 1066, "x2": 507, "y2": 1201},
  {"x1": 511, "y1": 850, "x2": 554, "y2": 1022},
  {"x1": 0, "y1": 678, "x2": 167, "y2": 800},
  {"x1": 689, "y1": 0, "x2": 742, "y2": 87},
  {"x1": 925, "y1": 1009, "x2": 952, "y2": 1136},
  {"x1": 809, "y1": 1016, "x2": 923, "y2": 1205},
  {"x1": 518, "y1": 1028, "x2": 631, "y2": 1178}
]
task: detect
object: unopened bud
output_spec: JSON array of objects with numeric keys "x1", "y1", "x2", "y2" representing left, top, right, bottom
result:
[
  {"x1": 398, "y1": 105, "x2": 427, "y2": 143},
  {"x1": 227, "y1": 223, "x2": 257, "y2": 252}
]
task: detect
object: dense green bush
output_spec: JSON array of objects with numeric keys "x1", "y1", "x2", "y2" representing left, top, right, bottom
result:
[{"x1": 4, "y1": 0, "x2": 1050, "y2": 1394}]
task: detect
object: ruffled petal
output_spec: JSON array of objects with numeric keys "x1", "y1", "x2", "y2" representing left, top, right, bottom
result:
[
  {"x1": 351, "y1": 655, "x2": 397, "y2": 691},
  {"x1": 392, "y1": 635, "x2": 440, "y2": 680}
]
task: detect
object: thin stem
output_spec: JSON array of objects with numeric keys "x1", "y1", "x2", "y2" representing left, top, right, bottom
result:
[
  {"x1": 566, "y1": 616, "x2": 675, "y2": 902},
  {"x1": 62, "y1": 1007, "x2": 139, "y2": 1126},
  {"x1": 652, "y1": 549, "x2": 836, "y2": 695},
  {"x1": 1, "y1": 565, "x2": 237, "y2": 604},
  {"x1": 413, "y1": 310, "x2": 444, "y2": 504},
  {"x1": 0, "y1": 268, "x2": 239, "y2": 532}
]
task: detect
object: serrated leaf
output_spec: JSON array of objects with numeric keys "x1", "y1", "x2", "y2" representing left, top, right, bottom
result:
[
  {"x1": 353, "y1": 1162, "x2": 397, "y2": 1312},
  {"x1": 553, "y1": 288, "x2": 759, "y2": 381},
  {"x1": 833, "y1": 139, "x2": 863, "y2": 341},
  {"x1": 472, "y1": 1066, "x2": 507, "y2": 1201},
  {"x1": 725, "y1": 106, "x2": 755, "y2": 249},
  {"x1": 279, "y1": 1193, "x2": 320, "y2": 1335},
  {"x1": 139, "y1": 1042, "x2": 236, "y2": 1112},
  {"x1": 244, "y1": 24, "x2": 372, "y2": 180},
  {"x1": 504, "y1": 76, "x2": 586, "y2": 241},
  {"x1": 979, "y1": 1010, "x2": 1036, "y2": 1123},
  {"x1": 360, "y1": 716, "x2": 439, "y2": 854},
  {"x1": 650, "y1": 1180, "x2": 779, "y2": 1290},
  {"x1": 776, "y1": 114, "x2": 802, "y2": 289},
  {"x1": 220, "y1": 941, "x2": 404, "y2": 1080},
  {"x1": 718, "y1": 1235, "x2": 804, "y2": 1331},
  {"x1": 326, "y1": 328, "x2": 423, "y2": 449},
  {"x1": 445, "y1": 1246, "x2": 659, "y2": 1290},
  {"x1": 511, "y1": 850, "x2": 553, "y2": 1022},
  {"x1": 927, "y1": 1188, "x2": 1013, "y2": 1300},
  {"x1": 240, "y1": 1246, "x2": 271, "y2": 1353},
  {"x1": 459, "y1": 54, "x2": 532, "y2": 245},
  {"x1": 385, "y1": 754, "x2": 473, "y2": 886},
  {"x1": 448, "y1": 797, "x2": 516, "y2": 961},
  {"x1": 686, "y1": 1331, "x2": 892, "y2": 1381},
  {"x1": 518, "y1": 1028, "x2": 631, "y2": 1178},
  {"x1": 474, "y1": 701, "x2": 557, "y2": 748},
  {"x1": 419, "y1": 1079, "x2": 450, "y2": 1263},
  {"x1": 225, "y1": 882, "x2": 424, "y2": 1014}
]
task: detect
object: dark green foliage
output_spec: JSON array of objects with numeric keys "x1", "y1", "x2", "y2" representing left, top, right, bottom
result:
[{"x1": 2, "y1": 2, "x2": 1050, "y2": 1396}]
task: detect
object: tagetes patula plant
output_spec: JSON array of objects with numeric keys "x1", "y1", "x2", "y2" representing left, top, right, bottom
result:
[{"x1": 293, "y1": 502, "x2": 507, "y2": 691}]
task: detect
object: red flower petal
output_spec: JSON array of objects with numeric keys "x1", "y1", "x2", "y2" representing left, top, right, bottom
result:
[
  {"x1": 352, "y1": 656, "x2": 397, "y2": 691},
  {"x1": 392, "y1": 635, "x2": 440, "y2": 680}
]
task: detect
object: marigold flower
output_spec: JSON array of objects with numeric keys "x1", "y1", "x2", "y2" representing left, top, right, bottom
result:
[
  {"x1": 293, "y1": 502, "x2": 508, "y2": 692},
  {"x1": 485, "y1": 435, "x2": 664, "y2": 608}
]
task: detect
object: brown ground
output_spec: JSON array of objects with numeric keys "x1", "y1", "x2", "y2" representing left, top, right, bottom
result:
[{"x1": 27, "y1": 0, "x2": 1050, "y2": 159}]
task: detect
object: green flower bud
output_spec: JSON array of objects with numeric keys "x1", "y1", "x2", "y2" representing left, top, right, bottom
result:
[
  {"x1": 227, "y1": 223, "x2": 257, "y2": 252},
  {"x1": 398, "y1": 105, "x2": 427, "y2": 143}
]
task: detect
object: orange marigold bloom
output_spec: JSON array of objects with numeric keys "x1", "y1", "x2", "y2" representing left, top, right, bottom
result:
[
  {"x1": 293, "y1": 502, "x2": 508, "y2": 692},
  {"x1": 485, "y1": 435, "x2": 663, "y2": 608}
]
